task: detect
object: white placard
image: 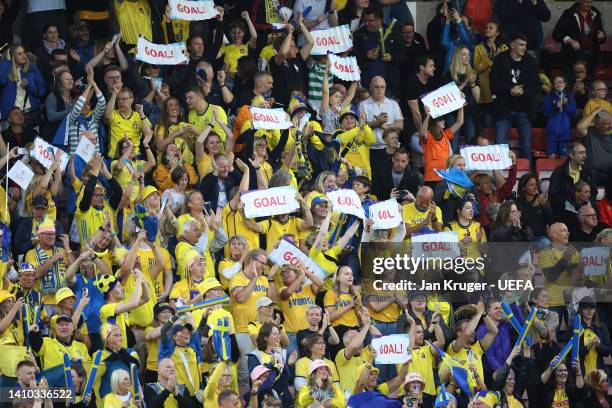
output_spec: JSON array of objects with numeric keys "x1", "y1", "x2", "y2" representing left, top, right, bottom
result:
[
  {"x1": 311, "y1": 25, "x2": 353, "y2": 56},
  {"x1": 241, "y1": 186, "x2": 299, "y2": 218},
  {"x1": 7, "y1": 160, "x2": 34, "y2": 191},
  {"x1": 136, "y1": 37, "x2": 188, "y2": 65},
  {"x1": 75, "y1": 136, "x2": 96, "y2": 163},
  {"x1": 326, "y1": 189, "x2": 365, "y2": 219},
  {"x1": 372, "y1": 335, "x2": 411, "y2": 364},
  {"x1": 411, "y1": 231, "x2": 460, "y2": 259},
  {"x1": 268, "y1": 238, "x2": 327, "y2": 281},
  {"x1": 31, "y1": 138, "x2": 69, "y2": 171},
  {"x1": 580, "y1": 246, "x2": 610, "y2": 276},
  {"x1": 421, "y1": 82, "x2": 465, "y2": 119},
  {"x1": 168, "y1": 0, "x2": 219, "y2": 21},
  {"x1": 461, "y1": 144, "x2": 512, "y2": 170},
  {"x1": 369, "y1": 199, "x2": 401, "y2": 230},
  {"x1": 250, "y1": 107, "x2": 292, "y2": 130},
  {"x1": 328, "y1": 54, "x2": 360, "y2": 81}
]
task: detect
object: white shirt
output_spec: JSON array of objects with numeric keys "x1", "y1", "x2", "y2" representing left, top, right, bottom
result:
[{"x1": 358, "y1": 97, "x2": 403, "y2": 149}]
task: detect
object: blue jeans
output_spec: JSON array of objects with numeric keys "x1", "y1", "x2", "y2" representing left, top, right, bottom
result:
[
  {"x1": 372, "y1": 320, "x2": 399, "y2": 383},
  {"x1": 495, "y1": 111, "x2": 532, "y2": 159}
]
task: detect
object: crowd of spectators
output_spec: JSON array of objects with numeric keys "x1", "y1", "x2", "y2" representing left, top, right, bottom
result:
[{"x1": 0, "y1": 0, "x2": 610, "y2": 407}]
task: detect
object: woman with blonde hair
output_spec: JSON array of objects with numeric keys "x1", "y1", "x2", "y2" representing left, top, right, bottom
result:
[
  {"x1": 203, "y1": 361, "x2": 239, "y2": 408},
  {"x1": 446, "y1": 45, "x2": 480, "y2": 151},
  {"x1": 584, "y1": 369, "x2": 611, "y2": 407},
  {"x1": 296, "y1": 359, "x2": 345, "y2": 408},
  {"x1": 0, "y1": 44, "x2": 46, "y2": 125},
  {"x1": 104, "y1": 369, "x2": 141, "y2": 407}
]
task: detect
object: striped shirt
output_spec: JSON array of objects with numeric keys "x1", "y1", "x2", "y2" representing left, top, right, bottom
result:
[
  {"x1": 67, "y1": 91, "x2": 106, "y2": 154},
  {"x1": 307, "y1": 60, "x2": 333, "y2": 115}
]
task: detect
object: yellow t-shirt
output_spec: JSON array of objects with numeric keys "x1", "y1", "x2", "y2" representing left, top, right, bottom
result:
[
  {"x1": 553, "y1": 387, "x2": 569, "y2": 408},
  {"x1": 259, "y1": 44, "x2": 276, "y2": 67},
  {"x1": 161, "y1": 15, "x2": 190, "y2": 43},
  {"x1": 583, "y1": 327, "x2": 599, "y2": 374},
  {"x1": 364, "y1": 282, "x2": 401, "y2": 323},
  {"x1": 168, "y1": 277, "x2": 207, "y2": 324},
  {"x1": 187, "y1": 105, "x2": 228, "y2": 142},
  {"x1": 123, "y1": 273, "x2": 156, "y2": 328},
  {"x1": 279, "y1": 284, "x2": 316, "y2": 333},
  {"x1": 445, "y1": 341, "x2": 485, "y2": 394},
  {"x1": 111, "y1": 159, "x2": 145, "y2": 202},
  {"x1": 144, "y1": 326, "x2": 160, "y2": 372},
  {"x1": 538, "y1": 247, "x2": 579, "y2": 307},
  {"x1": 324, "y1": 290, "x2": 358, "y2": 327},
  {"x1": 444, "y1": 220, "x2": 487, "y2": 260},
  {"x1": 407, "y1": 345, "x2": 436, "y2": 395},
  {"x1": 258, "y1": 217, "x2": 302, "y2": 252},
  {"x1": 175, "y1": 216, "x2": 216, "y2": 280},
  {"x1": 334, "y1": 347, "x2": 373, "y2": 394},
  {"x1": 229, "y1": 272, "x2": 269, "y2": 333},
  {"x1": 114, "y1": 0, "x2": 152, "y2": 45},
  {"x1": 103, "y1": 392, "x2": 137, "y2": 408},
  {"x1": 309, "y1": 244, "x2": 341, "y2": 291},
  {"x1": 222, "y1": 204, "x2": 259, "y2": 257},
  {"x1": 220, "y1": 44, "x2": 249, "y2": 74},
  {"x1": 108, "y1": 110, "x2": 145, "y2": 157},
  {"x1": 137, "y1": 246, "x2": 172, "y2": 299},
  {"x1": 402, "y1": 202, "x2": 443, "y2": 240},
  {"x1": 100, "y1": 302, "x2": 130, "y2": 349}
]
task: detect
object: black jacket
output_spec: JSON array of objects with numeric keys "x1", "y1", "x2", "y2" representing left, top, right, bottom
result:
[
  {"x1": 578, "y1": 322, "x2": 611, "y2": 374},
  {"x1": 495, "y1": 0, "x2": 551, "y2": 50},
  {"x1": 14, "y1": 217, "x2": 64, "y2": 256},
  {"x1": 553, "y1": 3, "x2": 607, "y2": 65},
  {"x1": 548, "y1": 159, "x2": 597, "y2": 214},
  {"x1": 516, "y1": 195, "x2": 553, "y2": 238},
  {"x1": 490, "y1": 50, "x2": 539, "y2": 116},
  {"x1": 372, "y1": 163, "x2": 422, "y2": 201},
  {"x1": 200, "y1": 170, "x2": 243, "y2": 210}
]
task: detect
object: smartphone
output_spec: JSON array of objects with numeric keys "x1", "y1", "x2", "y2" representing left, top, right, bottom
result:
[
  {"x1": 17, "y1": 148, "x2": 28, "y2": 155},
  {"x1": 83, "y1": 288, "x2": 89, "y2": 297},
  {"x1": 204, "y1": 201, "x2": 213, "y2": 212}
]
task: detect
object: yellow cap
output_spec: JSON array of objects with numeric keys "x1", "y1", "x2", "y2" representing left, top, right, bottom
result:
[
  {"x1": 113, "y1": 247, "x2": 129, "y2": 265},
  {"x1": 356, "y1": 363, "x2": 380, "y2": 381},
  {"x1": 0, "y1": 290, "x2": 15, "y2": 304},
  {"x1": 55, "y1": 287, "x2": 76, "y2": 304},
  {"x1": 142, "y1": 185, "x2": 160, "y2": 201},
  {"x1": 201, "y1": 278, "x2": 223, "y2": 295}
]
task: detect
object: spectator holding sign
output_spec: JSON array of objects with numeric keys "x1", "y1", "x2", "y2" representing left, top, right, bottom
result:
[{"x1": 419, "y1": 106, "x2": 464, "y2": 187}]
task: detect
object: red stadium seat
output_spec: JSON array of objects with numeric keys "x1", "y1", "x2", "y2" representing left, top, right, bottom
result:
[
  {"x1": 531, "y1": 128, "x2": 546, "y2": 152},
  {"x1": 536, "y1": 157, "x2": 566, "y2": 181}
]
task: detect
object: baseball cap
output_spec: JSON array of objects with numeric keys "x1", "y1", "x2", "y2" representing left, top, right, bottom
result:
[
  {"x1": 172, "y1": 323, "x2": 194, "y2": 336},
  {"x1": 154, "y1": 302, "x2": 173, "y2": 316},
  {"x1": 55, "y1": 314, "x2": 73, "y2": 324},
  {"x1": 579, "y1": 296, "x2": 596, "y2": 309},
  {"x1": 32, "y1": 196, "x2": 49, "y2": 208},
  {"x1": 310, "y1": 196, "x2": 328, "y2": 208},
  {"x1": 256, "y1": 296, "x2": 274, "y2": 309}
]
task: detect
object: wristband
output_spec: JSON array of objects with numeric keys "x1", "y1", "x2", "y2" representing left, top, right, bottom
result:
[{"x1": 254, "y1": 167, "x2": 261, "y2": 170}]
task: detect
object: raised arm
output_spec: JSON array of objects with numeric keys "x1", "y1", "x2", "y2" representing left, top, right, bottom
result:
[{"x1": 453, "y1": 301, "x2": 485, "y2": 352}]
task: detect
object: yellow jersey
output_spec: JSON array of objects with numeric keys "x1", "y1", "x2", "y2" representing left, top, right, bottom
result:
[
  {"x1": 407, "y1": 345, "x2": 436, "y2": 395},
  {"x1": 258, "y1": 217, "x2": 302, "y2": 252},
  {"x1": 220, "y1": 44, "x2": 249, "y2": 74},
  {"x1": 229, "y1": 272, "x2": 269, "y2": 333},
  {"x1": 114, "y1": 0, "x2": 152, "y2": 45},
  {"x1": 444, "y1": 220, "x2": 487, "y2": 260},
  {"x1": 583, "y1": 327, "x2": 599, "y2": 374},
  {"x1": 138, "y1": 246, "x2": 172, "y2": 299},
  {"x1": 538, "y1": 246, "x2": 579, "y2": 307},
  {"x1": 108, "y1": 110, "x2": 146, "y2": 157},
  {"x1": 295, "y1": 356, "x2": 340, "y2": 383},
  {"x1": 445, "y1": 341, "x2": 485, "y2": 393},
  {"x1": 123, "y1": 272, "x2": 156, "y2": 328},
  {"x1": 222, "y1": 204, "x2": 259, "y2": 256},
  {"x1": 402, "y1": 202, "x2": 443, "y2": 240},
  {"x1": 187, "y1": 105, "x2": 228, "y2": 143},
  {"x1": 144, "y1": 326, "x2": 161, "y2": 372},
  {"x1": 279, "y1": 284, "x2": 316, "y2": 333},
  {"x1": 25, "y1": 246, "x2": 68, "y2": 305},
  {"x1": 363, "y1": 282, "x2": 401, "y2": 323},
  {"x1": 100, "y1": 302, "x2": 130, "y2": 349},
  {"x1": 335, "y1": 347, "x2": 373, "y2": 394},
  {"x1": 111, "y1": 159, "x2": 145, "y2": 202},
  {"x1": 155, "y1": 122, "x2": 194, "y2": 165},
  {"x1": 37, "y1": 337, "x2": 92, "y2": 375},
  {"x1": 324, "y1": 290, "x2": 358, "y2": 327}
]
